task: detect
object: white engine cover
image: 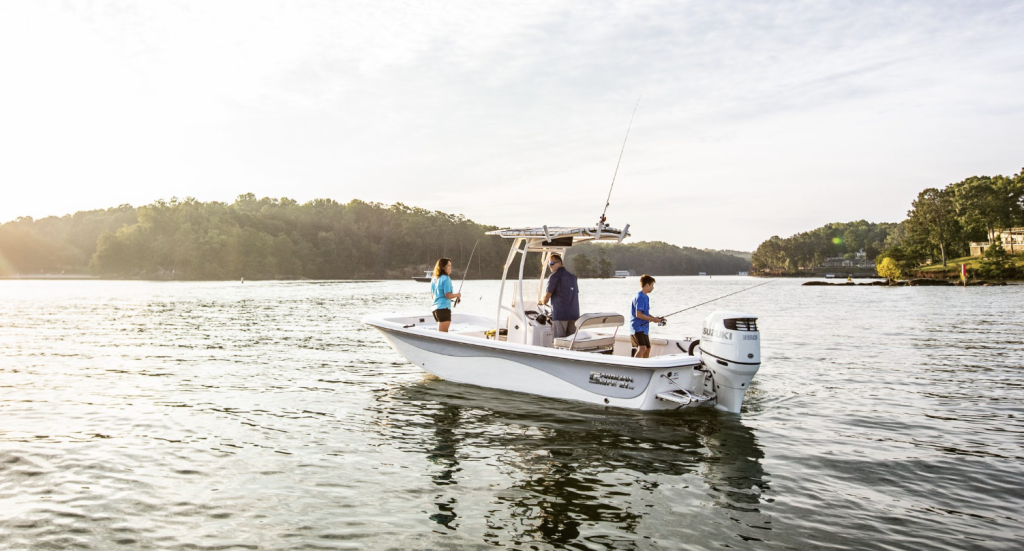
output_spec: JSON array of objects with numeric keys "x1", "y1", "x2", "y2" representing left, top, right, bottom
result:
[{"x1": 700, "y1": 311, "x2": 761, "y2": 413}]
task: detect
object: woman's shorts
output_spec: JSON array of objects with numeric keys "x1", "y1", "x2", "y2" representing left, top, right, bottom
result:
[
  {"x1": 433, "y1": 309, "x2": 452, "y2": 323},
  {"x1": 630, "y1": 332, "x2": 651, "y2": 348}
]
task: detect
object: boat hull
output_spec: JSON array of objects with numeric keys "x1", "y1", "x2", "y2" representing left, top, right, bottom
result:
[{"x1": 366, "y1": 314, "x2": 717, "y2": 411}]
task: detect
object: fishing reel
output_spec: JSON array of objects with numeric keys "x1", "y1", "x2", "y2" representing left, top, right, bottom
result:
[{"x1": 657, "y1": 317, "x2": 668, "y2": 327}]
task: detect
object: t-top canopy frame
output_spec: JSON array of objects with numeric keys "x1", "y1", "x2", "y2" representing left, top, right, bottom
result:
[
  {"x1": 487, "y1": 223, "x2": 630, "y2": 342},
  {"x1": 486, "y1": 224, "x2": 630, "y2": 247}
]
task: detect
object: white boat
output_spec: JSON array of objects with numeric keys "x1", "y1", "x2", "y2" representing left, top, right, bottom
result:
[
  {"x1": 363, "y1": 224, "x2": 762, "y2": 413},
  {"x1": 412, "y1": 270, "x2": 432, "y2": 282}
]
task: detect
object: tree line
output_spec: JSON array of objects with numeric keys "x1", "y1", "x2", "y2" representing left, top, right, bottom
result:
[
  {"x1": 750, "y1": 220, "x2": 897, "y2": 273},
  {"x1": 0, "y1": 194, "x2": 751, "y2": 280},
  {"x1": 566, "y1": 241, "x2": 751, "y2": 277},
  {"x1": 751, "y1": 168, "x2": 1024, "y2": 276},
  {"x1": 1, "y1": 195, "x2": 509, "y2": 280}
]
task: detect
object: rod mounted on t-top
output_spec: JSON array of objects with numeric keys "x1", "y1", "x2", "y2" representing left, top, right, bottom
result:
[{"x1": 598, "y1": 96, "x2": 641, "y2": 229}]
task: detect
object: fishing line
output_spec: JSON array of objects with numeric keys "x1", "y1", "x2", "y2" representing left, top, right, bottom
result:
[{"x1": 661, "y1": 279, "x2": 775, "y2": 320}]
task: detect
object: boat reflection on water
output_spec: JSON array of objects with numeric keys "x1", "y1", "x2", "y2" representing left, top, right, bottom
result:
[{"x1": 370, "y1": 378, "x2": 770, "y2": 546}]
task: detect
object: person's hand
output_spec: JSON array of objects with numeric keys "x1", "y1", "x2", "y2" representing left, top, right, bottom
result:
[{"x1": 455, "y1": 293, "x2": 462, "y2": 299}]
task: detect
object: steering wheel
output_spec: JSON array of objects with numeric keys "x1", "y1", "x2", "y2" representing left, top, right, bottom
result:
[{"x1": 535, "y1": 303, "x2": 552, "y2": 325}]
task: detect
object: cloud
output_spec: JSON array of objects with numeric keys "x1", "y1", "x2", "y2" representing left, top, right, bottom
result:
[{"x1": 1, "y1": 0, "x2": 1022, "y2": 250}]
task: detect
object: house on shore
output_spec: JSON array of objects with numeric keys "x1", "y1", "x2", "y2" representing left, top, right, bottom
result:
[
  {"x1": 819, "y1": 249, "x2": 875, "y2": 269},
  {"x1": 970, "y1": 227, "x2": 1024, "y2": 256}
]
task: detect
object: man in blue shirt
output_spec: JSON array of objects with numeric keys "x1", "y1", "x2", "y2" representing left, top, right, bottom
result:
[
  {"x1": 539, "y1": 253, "x2": 579, "y2": 338},
  {"x1": 631, "y1": 274, "x2": 666, "y2": 358}
]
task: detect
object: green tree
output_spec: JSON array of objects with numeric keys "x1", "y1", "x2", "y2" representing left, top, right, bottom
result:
[
  {"x1": 977, "y1": 236, "x2": 1016, "y2": 279},
  {"x1": 596, "y1": 247, "x2": 612, "y2": 278},
  {"x1": 905, "y1": 188, "x2": 961, "y2": 266},
  {"x1": 572, "y1": 253, "x2": 594, "y2": 277}
]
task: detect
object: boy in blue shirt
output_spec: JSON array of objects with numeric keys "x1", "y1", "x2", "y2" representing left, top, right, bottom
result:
[{"x1": 630, "y1": 274, "x2": 665, "y2": 358}]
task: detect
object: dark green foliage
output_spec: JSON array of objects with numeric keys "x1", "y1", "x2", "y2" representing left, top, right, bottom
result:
[
  {"x1": 905, "y1": 187, "x2": 963, "y2": 266},
  {"x1": 566, "y1": 241, "x2": 750, "y2": 276},
  {"x1": 751, "y1": 221, "x2": 897, "y2": 272},
  {"x1": 0, "y1": 195, "x2": 749, "y2": 280},
  {"x1": 0, "y1": 205, "x2": 137, "y2": 276},
  {"x1": 1, "y1": 195, "x2": 511, "y2": 280},
  {"x1": 754, "y1": 167, "x2": 1024, "y2": 274},
  {"x1": 572, "y1": 253, "x2": 594, "y2": 277},
  {"x1": 977, "y1": 237, "x2": 1022, "y2": 279}
]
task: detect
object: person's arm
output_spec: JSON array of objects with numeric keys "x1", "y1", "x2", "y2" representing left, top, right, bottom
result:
[
  {"x1": 540, "y1": 273, "x2": 557, "y2": 306},
  {"x1": 636, "y1": 297, "x2": 664, "y2": 323},
  {"x1": 442, "y1": 276, "x2": 460, "y2": 300}
]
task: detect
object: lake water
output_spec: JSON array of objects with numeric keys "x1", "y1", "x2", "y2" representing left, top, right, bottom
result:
[{"x1": 1, "y1": 277, "x2": 1022, "y2": 550}]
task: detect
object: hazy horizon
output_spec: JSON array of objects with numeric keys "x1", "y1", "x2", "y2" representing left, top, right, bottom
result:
[{"x1": 2, "y1": 1, "x2": 1022, "y2": 250}]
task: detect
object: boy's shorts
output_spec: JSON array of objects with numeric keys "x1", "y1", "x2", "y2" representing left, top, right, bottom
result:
[
  {"x1": 432, "y1": 308, "x2": 452, "y2": 323},
  {"x1": 630, "y1": 332, "x2": 651, "y2": 348}
]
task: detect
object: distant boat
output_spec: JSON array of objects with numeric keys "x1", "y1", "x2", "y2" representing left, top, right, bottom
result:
[
  {"x1": 738, "y1": 271, "x2": 749, "y2": 276},
  {"x1": 825, "y1": 273, "x2": 836, "y2": 279},
  {"x1": 412, "y1": 270, "x2": 432, "y2": 282},
  {"x1": 613, "y1": 270, "x2": 633, "y2": 278},
  {"x1": 698, "y1": 271, "x2": 707, "y2": 276}
]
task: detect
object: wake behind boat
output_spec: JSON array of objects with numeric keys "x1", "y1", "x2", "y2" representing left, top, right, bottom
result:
[{"x1": 363, "y1": 224, "x2": 762, "y2": 413}]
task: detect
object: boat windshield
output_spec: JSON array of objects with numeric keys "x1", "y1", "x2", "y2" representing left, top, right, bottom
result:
[{"x1": 512, "y1": 281, "x2": 543, "y2": 307}]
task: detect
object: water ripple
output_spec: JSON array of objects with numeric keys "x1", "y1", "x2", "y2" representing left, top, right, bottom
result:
[{"x1": 1, "y1": 279, "x2": 1022, "y2": 549}]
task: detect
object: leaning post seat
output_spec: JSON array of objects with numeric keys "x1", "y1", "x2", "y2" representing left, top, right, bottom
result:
[{"x1": 552, "y1": 313, "x2": 624, "y2": 353}]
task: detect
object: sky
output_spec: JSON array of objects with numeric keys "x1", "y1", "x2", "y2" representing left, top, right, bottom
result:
[{"x1": 1, "y1": 1, "x2": 1022, "y2": 251}]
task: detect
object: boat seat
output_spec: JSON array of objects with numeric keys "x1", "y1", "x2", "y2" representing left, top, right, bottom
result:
[
  {"x1": 552, "y1": 313, "x2": 623, "y2": 353},
  {"x1": 553, "y1": 331, "x2": 616, "y2": 352}
]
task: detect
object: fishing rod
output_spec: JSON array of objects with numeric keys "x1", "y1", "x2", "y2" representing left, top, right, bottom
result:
[
  {"x1": 659, "y1": 279, "x2": 775, "y2": 323},
  {"x1": 597, "y1": 96, "x2": 641, "y2": 227},
  {"x1": 453, "y1": 239, "x2": 479, "y2": 308}
]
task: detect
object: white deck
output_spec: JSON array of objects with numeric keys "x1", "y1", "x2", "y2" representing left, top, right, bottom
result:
[{"x1": 367, "y1": 312, "x2": 702, "y2": 368}]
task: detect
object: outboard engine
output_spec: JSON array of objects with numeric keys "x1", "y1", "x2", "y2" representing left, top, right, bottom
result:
[{"x1": 700, "y1": 311, "x2": 761, "y2": 413}]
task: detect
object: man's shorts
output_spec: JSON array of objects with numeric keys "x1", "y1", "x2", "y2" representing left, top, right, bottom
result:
[
  {"x1": 553, "y1": 319, "x2": 576, "y2": 339},
  {"x1": 432, "y1": 308, "x2": 451, "y2": 323},
  {"x1": 630, "y1": 332, "x2": 651, "y2": 348}
]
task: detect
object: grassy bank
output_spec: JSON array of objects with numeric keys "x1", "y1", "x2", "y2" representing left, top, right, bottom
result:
[{"x1": 917, "y1": 254, "x2": 1024, "y2": 278}]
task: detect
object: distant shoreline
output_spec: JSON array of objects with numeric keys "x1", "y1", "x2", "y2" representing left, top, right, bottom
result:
[
  {"x1": 2, "y1": 274, "x2": 753, "y2": 282},
  {"x1": 1, "y1": 274, "x2": 101, "y2": 280}
]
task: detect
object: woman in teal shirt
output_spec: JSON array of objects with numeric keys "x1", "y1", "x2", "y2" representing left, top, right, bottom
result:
[{"x1": 430, "y1": 257, "x2": 461, "y2": 332}]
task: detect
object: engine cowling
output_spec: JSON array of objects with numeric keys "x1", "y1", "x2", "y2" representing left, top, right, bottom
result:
[{"x1": 700, "y1": 311, "x2": 761, "y2": 413}]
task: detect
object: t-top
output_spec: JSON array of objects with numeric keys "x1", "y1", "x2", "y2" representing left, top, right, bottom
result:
[
  {"x1": 546, "y1": 267, "x2": 580, "y2": 321},
  {"x1": 631, "y1": 291, "x2": 651, "y2": 333},
  {"x1": 431, "y1": 274, "x2": 453, "y2": 310}
]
